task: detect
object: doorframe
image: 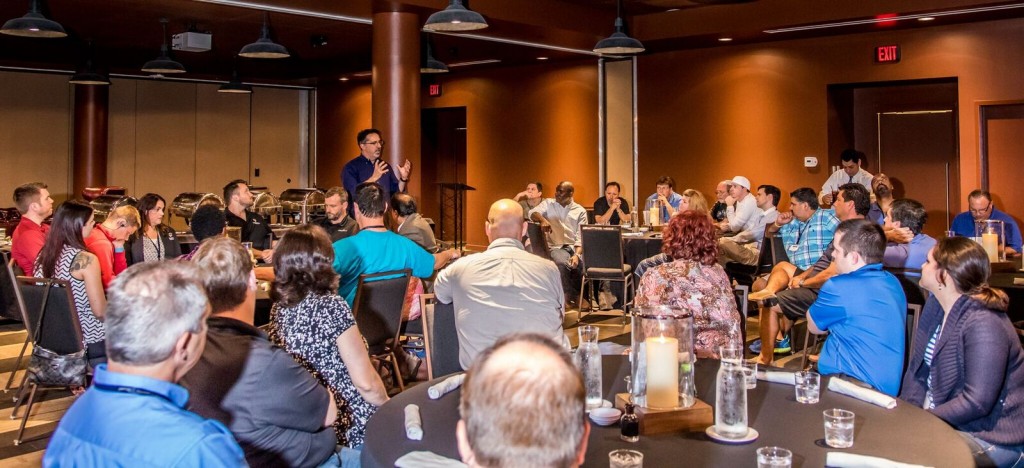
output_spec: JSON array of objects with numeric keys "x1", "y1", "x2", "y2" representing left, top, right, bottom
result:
[{"x1": 977, "y1": 99, "x2": 1024, "y2": 189}]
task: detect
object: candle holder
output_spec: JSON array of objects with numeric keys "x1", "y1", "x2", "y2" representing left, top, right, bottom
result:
[
  {"x1": 975, "y1": 219, "x2": 1005, "y2": 263},
  {"x1": 629, "y1": 306, "x2": 695, "y2": 409}
]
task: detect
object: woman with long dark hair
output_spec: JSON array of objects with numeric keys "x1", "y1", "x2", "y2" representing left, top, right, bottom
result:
[
  {"x1": 34, "y1": 201, "x2": 107, "y2": 364},
  {"x1": 268, "y1": 224, "x2": 387, "y2": 454},
  {"x1": 127, "y1": 193, "x2": 181, "y2": 265},
  {"x1": 901, "y1": 237, "x2": 1024, "y2": 467}
]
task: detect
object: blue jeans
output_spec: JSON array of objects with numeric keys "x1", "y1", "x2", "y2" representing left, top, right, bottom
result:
[
  {"x1": 959, "y1": 431, "x2": 1024, "y2": 468},
  {"x1": 317, "y1": 444, "x2": 362, "y2": 468}
]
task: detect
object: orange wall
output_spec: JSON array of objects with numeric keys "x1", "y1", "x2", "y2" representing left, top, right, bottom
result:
[
  {"x1": 637, "y1": 18, "x2": 1024, "y2": 211},
  {"x1": 317, "y1": 60, "x2": 600, "y2": 248}
]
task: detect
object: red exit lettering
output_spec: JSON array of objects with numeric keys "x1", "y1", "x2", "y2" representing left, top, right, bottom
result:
[
  {"x1": 875, "y1": 45, "x2": 900, "y2": 63},
  {"x1": 428, "y1": 84, "x2": 442, "y2": 96}
]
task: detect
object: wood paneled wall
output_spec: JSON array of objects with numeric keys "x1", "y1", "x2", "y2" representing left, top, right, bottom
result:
[{"x1": 0, "y1": 72, "x2": 72, "y2": 202}]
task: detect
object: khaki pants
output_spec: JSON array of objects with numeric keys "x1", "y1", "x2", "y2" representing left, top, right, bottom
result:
[{"x1": 718, "y1": 238, "x2": 759, "y2": 266}]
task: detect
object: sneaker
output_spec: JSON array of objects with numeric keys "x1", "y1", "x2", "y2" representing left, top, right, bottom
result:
[
  {"x1": 775, "y1": 335, "x2": 792, "y2": 354},
  {"x1": 749, "y1": 339, "x2": 763, "y2": 353}
]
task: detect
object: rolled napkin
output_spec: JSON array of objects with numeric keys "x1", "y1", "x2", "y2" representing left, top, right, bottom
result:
[
  {"x1": 428, "y1": 373, "x2": 466, "y2": 400},
  {"x1": 756, "y1": 369, "x2": 796, "y2": 385},
  {"x1": 828, "y1": 377, "x2": 897, "y2": 409},
  {"x1": 395, "y1": 451, "x2": 468, "y2": 468},
  {"x1": 826, "y1": 452, "x2": 931, "y2": 468},
  {"x1": 405, "y1": 404, "x2": 423, "y2": 440}
]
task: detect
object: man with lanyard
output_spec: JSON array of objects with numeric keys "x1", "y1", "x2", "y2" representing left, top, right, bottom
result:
[
  {"x1": 223, "y1": 179, "x2": 274, "y2": 262},
  {"x1": 341, "y1": 129, "x2": 412, "y2": 217}
]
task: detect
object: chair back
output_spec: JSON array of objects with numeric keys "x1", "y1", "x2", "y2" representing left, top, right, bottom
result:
[
  {"x1": 352, "y1": 269, "x2": 412, "y2": 356},
  {"x1": 764, "y1": 233, "x2": 790, "y2": 272},
  {"x1": 419, "y1": 294, "x2": 461, "y2": 379},
  {"x1": 17, "y1": 277, "x2": 85, "y2": 355},
  {"x1": 526, "y1": 222, "x2": 552, "y2": 259},
  {"x1": 581, "y1": 225, "x2": 626, "y2": 272},
  {"x1": 2, "y1": 251, "x2": 26, "y2": 321}
]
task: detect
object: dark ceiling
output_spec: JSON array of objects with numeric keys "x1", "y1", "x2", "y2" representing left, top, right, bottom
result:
[{"x1": 0, "y1": 0, "x2": 1021, "y2": 87}]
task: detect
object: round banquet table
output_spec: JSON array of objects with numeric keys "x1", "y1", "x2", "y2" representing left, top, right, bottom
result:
[
  {"x1": 361, "y1": 356, "x2": 972, "y2": 467},
  {"x1": 622, "y1": 231, "x2": 662, "y2": 273}
]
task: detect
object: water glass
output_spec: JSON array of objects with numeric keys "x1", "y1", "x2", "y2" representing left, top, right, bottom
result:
[
  {"x1": 824, "y1": 409, "x2": 855, "y2": 448},
  {"x1": 719, "y1": 344, "x2": 743, "y2": 363},
  {"x1": 756, "y1": 446, "x2": 792, "y2": 468},
  {"x1": 609, "y1": 449, "x2": 644, "y2": 468},
  {"x1": 741, "y1": 360, "x2": 757, "y2": 390},
  {"x1": 795, "y1": 371, "x2": 820, "y2": 404}
]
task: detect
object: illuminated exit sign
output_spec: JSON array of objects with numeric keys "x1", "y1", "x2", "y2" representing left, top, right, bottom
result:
[
  {"x1": 428, "y1": 83, "x2": 443, "y2": 97},
  {"x1": 875, "y1": 44, "x2": 901, "y2": 63}
]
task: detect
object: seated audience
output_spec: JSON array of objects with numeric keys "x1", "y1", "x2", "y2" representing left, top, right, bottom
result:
[
  {"x1": 718, "y1": 176, "x2": 758, "y2": 235},
  {"x1": 593, "y1": 181, "x2": 631, "y2": 225},
  {"x1": 748, "y1": 183, "x2": 867, "y2": 364},
  {"x1": 950, "y1": 189, "x2": 1021, "y2": 256},
  {"x1": 270, "y1": 224, "x2": 389, "y2": 452},
  {"x1": 635, "y1": 211, "x2": 742, "y2": 358},
  {"x1": 900, "y1": 237, "x2": 1024, "y2": 467},
  {"x1": 513, "y1": 181, "x2": 544, "y2": 220},
  {"x1": 314, "y1": 186, "x2": 360, "y2": 243},
  {"x1": 84, "y1": 205, "x2": 140, "y2": 288},
  {"x1": 820, "y1": 148, "x2": 873, "y2": 205},
  {"x1": 765, "y1": 187, "x2": 838, "y2": 271},
  {"x1": 43, "y1": 261, "x2": 245, "y2": 467},
  {"x1": 391, "y1": 193, "x2": 438, "y2": 252},
  {"x1": 224, "y1": 179, "x2": 274, "y2": 259},
  {"x1": 633, "y1": 189, "x2": 712, "y2": 279},
  {"x1": 435, "y1": 199, "x2": 566, "y2": 369},
  {"x1": 457, "y1": 334, "x2": 589, "y2": 468},
  {"x1": 180, "y1": 237, "x2": 342, "y2": 467},
  {"x1": 645, "y1": 176, "x2": 682, "y2": 224},
  {"x1": 882, "y1": 198, "x2": 936, "y2": 274},
  {"x1": 710, "y1": 180, "x2": 731, "y2": 222},
  {"x1": 10, "y1": 182, "x2": 53, "y2": 274},
  {"x1": 718, "y1": 184, "x2": 780, "y2": 266},
  {"x1": 807, "y1": 219, "x2": 906, "y2": 396},
  {"x1": 530, "y1": 181, "x2": 588, "y2": 307},
  {"x1": 35, "y1": 201, "x2": 107, "y2": 366},
  {"x1": 127, "y1": 193, "x2": 182, "y2": 265}
]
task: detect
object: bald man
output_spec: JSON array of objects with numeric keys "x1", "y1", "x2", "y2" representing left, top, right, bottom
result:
[
  {"x1": 457, "y1": 334, "x2": 589, "y2": 468},
  {"x1": 435, "y1": 199, "x2": 567, "y2": 369}
]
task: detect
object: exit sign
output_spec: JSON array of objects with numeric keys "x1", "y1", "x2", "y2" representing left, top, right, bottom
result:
[
  {"x1": 875, "y1": 45, "x2": 901, "y2": 63},
  {"x1": 428, "y1": 83, "x2": 443, "y2": 97}
]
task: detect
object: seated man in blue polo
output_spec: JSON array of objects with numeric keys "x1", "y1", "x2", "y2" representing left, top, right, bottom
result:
[
  {"x1": 808, "y1": 218, "x2": 907, "y2": 396},
  {"x1": 44, "y1": 261, "x2": 245, "y2": 467},
  {"x1": 645, "y1": 175, "x2": 682, "y2": 224},
  {"x1": 950, "y1": 189, "x2": 1021, "y2": 256}
]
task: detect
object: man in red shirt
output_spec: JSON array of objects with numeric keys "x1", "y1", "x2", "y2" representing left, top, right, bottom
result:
[
  {"x1": 10, "y1": 182, "x2": 54, "y2": 274},
  {"x1": 84, "y1": 205, "x2": 140, "y2": 289}
]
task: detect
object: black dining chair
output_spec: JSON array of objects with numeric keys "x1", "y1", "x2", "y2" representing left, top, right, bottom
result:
[
  {"x1": 579, "y1": 225, "x2": 633, "y2": 323},
  {"x1": 12, "y1": 276, "x2": 87, "y2": 445},
  {"x1": 419, "y1": 294, "x2": 462, "y2": 380},
  {"x1": 525, "y1": 222, "x2": 552, "y2": 260},
  {"x1": 352, "y1": 269, "x2": 412, "y2": 392},
  {"x1": 1, "y1": 253, "x2": 29, "y2": 395}
]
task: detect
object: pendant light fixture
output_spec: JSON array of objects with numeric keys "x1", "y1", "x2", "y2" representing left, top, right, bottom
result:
[
  {"x1": 593, "y1": 0, "x2": 645, "y2": 55},
  {"x1": 423, "y1": 0, "x2": 488, "y2": 32},
  {"x1": 1, "y1": 0, "x2": 66, "y2": 38},
  {"x1": 142, "y1": 18, "x2": 186, "y2": 74},
  {"x1": 219, "y1": 68, "x2": 252, "y2": 94},
  {"x1": 239, "y1": 12, "x2": 289, "y2": 59},
  {"x1": 420, "y1": 39, "x2": 448, "y2": 74},
  {"x1": 70, "y1": 43, "x2": 110, "y2": 85}
]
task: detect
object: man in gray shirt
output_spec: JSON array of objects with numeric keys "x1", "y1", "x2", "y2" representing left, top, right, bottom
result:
[{"x1": 435, "y1": 199, "x2": 567, "y2": 369}]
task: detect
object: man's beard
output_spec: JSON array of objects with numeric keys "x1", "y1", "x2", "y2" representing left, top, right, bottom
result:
[
  {"x1": 328, "y1": 211, "x2": 343, "y2": 222},
  {"x1": 874, "y1": 185, "x2": 891, "y2": 199}
]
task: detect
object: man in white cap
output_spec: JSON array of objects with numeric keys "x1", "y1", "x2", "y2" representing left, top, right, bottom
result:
[{"x1": 719, "y1": 175, "x2": 758, "y2": 235}]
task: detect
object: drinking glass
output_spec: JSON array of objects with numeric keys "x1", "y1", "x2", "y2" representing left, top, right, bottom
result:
[
  {"x1": 756, "y1": 446, "x2": 792, "y2": 468},
  {"x1": 719, "y1": 344, "x2": 743, "y2": 363},
  {"x1": 824, "y1": 409, "x2": 855, "y2": 448},
  {"x1": 609, "y1": 449, "x2": 644, "y2": 468},
  {"x1": 795, "y1": 371, "x2": 820, "y2": 404},
  {"x1": 741, "y1": 360, "x2": 758, "y2": 390}
]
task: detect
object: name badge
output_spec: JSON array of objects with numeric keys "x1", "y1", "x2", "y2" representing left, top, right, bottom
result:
[{"x1": 789, "y1": 244, "x2": 800, "y2": 252}]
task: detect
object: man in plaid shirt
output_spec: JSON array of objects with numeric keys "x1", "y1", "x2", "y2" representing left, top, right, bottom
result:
[{"x1": 777, "y1": 188, "x2": 839, "y2": 270}]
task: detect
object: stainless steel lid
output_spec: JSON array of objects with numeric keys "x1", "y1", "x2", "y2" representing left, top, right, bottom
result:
[
  {"x1": 89, "y1": 195, "x2": 138, "y2": 223},
  {"x1": 250, "y1": 191, "x2": 281, "y2": 216},
  {"x1": 279, "y1": 188, "x2": 325, "y2": 210},
  {"x1": 171, "y1": 192, "x2": 225, "y2": 220}
]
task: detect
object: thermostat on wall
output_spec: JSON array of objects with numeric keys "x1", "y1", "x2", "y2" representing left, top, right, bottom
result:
[{"x1": 804, "y1": 156, "x2": 818, "y2": 168}]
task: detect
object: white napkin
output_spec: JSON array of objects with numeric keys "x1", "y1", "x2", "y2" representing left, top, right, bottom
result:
[
  {"x1": 756, "y1": 370, "x2": 796, "y2": 386},
  {"x1": 428, "y1": 374, "x2": 465, "y2": 400},
  {"x1": 404, "y1": 404, "x2": 423, "y2": 440},
  {"x1": 826, "y1": 452, "x2": 931, "y2": 468},
  {"x1": 828, "y1": 378, "x2": 897, "y2": 409},
  {"x1": 395, "y1": 451, "x2": 467, "y2": 468}
]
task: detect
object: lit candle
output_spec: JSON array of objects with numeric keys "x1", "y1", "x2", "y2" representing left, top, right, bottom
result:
[
  {"x1": 649, "y1": 207, "x2": 660, "y2": 227},
  {"x1": 982, "y1": 232, "x2": 999, "y2": 262},
  {"x1": 645, "y1": 336, "x2": 679, "y2": 408}
]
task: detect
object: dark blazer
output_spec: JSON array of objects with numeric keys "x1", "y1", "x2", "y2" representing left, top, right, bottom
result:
[
  {"x1": 126, "y1": 225, "x2": 183, "y2": 265},
  {"x1": 398, "y1": 213, "x2": 438, "y2": 253},
  {"x1": 900, "y1": 295, "x2": 1024, "y2": 446}
]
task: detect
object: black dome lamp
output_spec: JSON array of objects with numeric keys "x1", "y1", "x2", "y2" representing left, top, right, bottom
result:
[
  {"x1": 593, "y1": 0, "x2": 645, "y2": 55},
  {"x1": 1, "y1": 0, "x2": 66, "y2": 38},
  {"x1": 239, "y1": 12, "x2": 290, "y2": 59},
  {"x1": 420, "y1": 40, "x2": 449, "y2": 74},
  {"x1": 219, "y1": 69, "x2": 252, "y2": 94},
  {"x1": 142, "y1": 18, "x2": 186, "y2": 74},
  {"x1": 423, "y1": 0, "x2": 488, "y2": 32}
]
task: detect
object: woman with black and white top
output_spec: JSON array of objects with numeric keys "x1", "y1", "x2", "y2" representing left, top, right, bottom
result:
[{"x1": 127, "y1": 193, "x2": 181, "y2": 265}]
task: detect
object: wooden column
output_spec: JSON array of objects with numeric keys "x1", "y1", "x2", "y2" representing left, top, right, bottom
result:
[
  {"x1": 371, "y1": 11, "x2": 421, "y2": 199},
  {"x1": 72, "y1": 85, "x2": 109, "y2": 197}
]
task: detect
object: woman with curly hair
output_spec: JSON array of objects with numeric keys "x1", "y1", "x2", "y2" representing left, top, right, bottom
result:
[
  {"x1": 635, "y1": 210, "x2": 741, "y2": 358},
  {"x1": 268, "y1": 224, "x2": 388, "y2": 453}
]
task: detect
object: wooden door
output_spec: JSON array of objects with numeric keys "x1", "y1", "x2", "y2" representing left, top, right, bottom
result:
[{"x1": 981, "y1": 103, "x2": 1024, "y2": 229}]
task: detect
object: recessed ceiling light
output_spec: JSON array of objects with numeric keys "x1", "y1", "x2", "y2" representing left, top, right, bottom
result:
[
  {"x1": 537, "y1": 56, "x2": 549, "y2": 60},
  {"x1": 666, "y1": 8, "x2": 680, "y2": 12},
  {"x1": 718, "y1": 37, "x2": 733, "y2": 42},
  {"x1": 918, "y1": 16, "x2": 935, "y2": 21},
  {"x1": 339, "y1": 77, "x2": 349, "y2": 81},
  {"x1": 764, "y1": 4, "x2": 1024, "y2": 33}
]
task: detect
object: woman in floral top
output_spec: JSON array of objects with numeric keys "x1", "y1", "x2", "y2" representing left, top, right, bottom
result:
[
  {"x1": 268, "y1": 224, "x2": 388, "y2": 449},
  {"x1": 635, "y1": 210, "x2": 742, "y2": 358}
]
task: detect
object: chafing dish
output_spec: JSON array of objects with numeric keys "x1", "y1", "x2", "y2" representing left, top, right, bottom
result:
[
  {"x1": 279, "y1": 188, "x2": 325, "y2": 225},
  {"x1": 81, "y1": 186, "x2": 126, "y2": 202},
  {"x1": 248, "y1": 186, "x2": 282, "y2": 221},
  {"x1": 89, "y1": 195, "x2": 138, "y2": 224},
  {"x1": 171, "y1": 192, "x2": 224, "y2": 225}
]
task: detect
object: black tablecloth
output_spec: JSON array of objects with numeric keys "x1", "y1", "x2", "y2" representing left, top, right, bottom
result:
[
  {"x1": 361, "y1": 356, "x2": 972, "y2": 467},
  {"x1": 623, "y1": 233, "x2": 662, "y2": 274},
  {"x1": 990, "y1": 256, "x2": 1024, "y2": 324},
  {"x1": 255, "y1": 290, "x2": 272, "y2": 327}
]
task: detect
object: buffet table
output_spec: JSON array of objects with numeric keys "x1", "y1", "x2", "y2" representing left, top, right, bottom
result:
[{"x1": 361, "y1": 355, "x2": 972, "y2": 467}]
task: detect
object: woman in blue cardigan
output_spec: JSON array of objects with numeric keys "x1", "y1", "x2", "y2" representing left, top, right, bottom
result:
[{"x1": 901, "y1": 237, "x2": 1024, "y2": 467}]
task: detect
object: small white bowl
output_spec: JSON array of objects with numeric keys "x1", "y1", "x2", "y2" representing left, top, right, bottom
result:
[{"x1": 589, "y1": 407, "x2": 622, "y2": 425}]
